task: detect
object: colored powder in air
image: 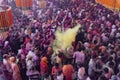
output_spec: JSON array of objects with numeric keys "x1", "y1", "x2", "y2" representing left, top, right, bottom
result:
[{"x1": 53, "y1": 24, "x2": 81, "y2": 53}]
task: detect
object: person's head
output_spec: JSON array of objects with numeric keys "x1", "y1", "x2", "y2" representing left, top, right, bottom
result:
[
  {"x1": 78, "y1": 46, "x2": 85, "y2": 52},
  {"x1": 41, "y1": 57, "x2": 48, "y2": 63},
  {"x1": 17, "y1": 54, "x2": 21, "y2": 59},
  {"x1": 3, "y1": 54, "x2": 9, "y2": 59},
  {"x1": 8, "y1": 49, "x2": 12, "y2": 54},
  {"x1": 10, "y1": 56, "x2": 16, "y2": 63},
  {"x1": 108, "y1": 61, "x2": 114, "y2": 68},
  {"x1": 58, "y1": 52, "x2": 62, "y2": 58},
  {"x1": 4, "y1": 41, "x2": 9, "y2": 47},
  {"x1": 108, "y1": 56, "x2": 113, "y2": 62},
  {"x1": 78, "y1": 63, "x2": 84, "y2": 68},
  {"x1": 27, "y1": 56, "x2": 32, "y2": 60},
  {"x1": 103, "y1": 67, "x2": 109, "y2": 74},
  {"x1": 110, "y1": 51, "x2": 115, "y2": 55},
  {"x1": 91, "y1": 55, "x2": 97, "y2": 60},
  {"x1": 54, "y1": 63, "x2": 59, "y2": 68},
  {"x1": 47, "y1": 46, "x2": 53, "y2": 52}
]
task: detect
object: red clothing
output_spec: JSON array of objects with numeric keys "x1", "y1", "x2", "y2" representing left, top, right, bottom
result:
[
  {"x1": 52, "y1": 67, "x2": 61, "y2": 75},
  {"x1": 25, "y1": 38, "x2": 31, "y2": 44},
  {"x1": 40, "y1": 61, "x2": 48, "y2": 76},
  {"x1": 52, "y1": 67, "x2": 61, "y2": 79}
]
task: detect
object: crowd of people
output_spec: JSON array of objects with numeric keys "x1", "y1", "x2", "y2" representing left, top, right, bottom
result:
[{"x1": 0, "y1": 0, "x2": 120, "y2": 80}]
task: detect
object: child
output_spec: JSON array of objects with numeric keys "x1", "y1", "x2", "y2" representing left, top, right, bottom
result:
[{"x1": 57, "y1": 70, "x2": 64, "y2": 80}]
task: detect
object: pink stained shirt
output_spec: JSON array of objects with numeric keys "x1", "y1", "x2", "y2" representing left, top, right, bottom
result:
[{"x1": 73, "y1": 51, "x2": 85, "y2": 63}]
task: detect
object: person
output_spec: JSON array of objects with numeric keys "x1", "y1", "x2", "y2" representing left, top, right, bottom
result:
[
  {"x1": 52, "y1": 63, "x2": 61, "y2": 80},
  {"x1": 40, "y1": 57, "x2": 49, "y2": 80},
  {"x1": 55, "y1": 53, "x2": 63, "y2": 68},
  {"x1": 102, "y1": 67, "x2": 111, "y2": 80},
  {"x1": 57, "y1": 70, "x2": 64, "y2": 80},
  {"x1": 17, "y1": 54, "x2": 27, "y2": 80},
  {"x1": 66, "y1": 47, "x2": 74, "y2": 64},
  {"x1": 0, "y1": 54, "x2": 8, "y2": 80},
  {"x1": 26, "y1": 40, "x2": 33, "y2": 52},
  {"x1": 18, "y1": 44, "x2": 27, "y2": 56},
  {"x1": 94, "y1": 58, "x2": 103, "y2": 80},
  {"x1": 26, "y1": 66, "x2": 40, "y2": 80},
  {"x1": 32, "y1": 48, "x2": 40, "y2": 71},
  {"x1": 62, "y1": 62, "x2": 74, "y2": 80},
  {"x1": 77, "y1": 64, "x2": 86, "y2": 80},
  {"x1": 3, "y1": 54, "x2": 13, "y2": 80},
  {"x1": 73, "y1": 47, "x2": 85, "y2": 64},
  {"x1": 73, "y1": 47, "x2": 85, "y2": 70},
  {"x1": 10, "y1": 56, "x2": 22, "y2": 80},
  {"x1": 88, "y1": 55, "x2": 96, "y2": 79},
  {"x1": 26, "y1": 56, "x2": 34, "y2": 71},
  {"x1": 44, "y1": 73, "x2": 51, "y2": 80}
]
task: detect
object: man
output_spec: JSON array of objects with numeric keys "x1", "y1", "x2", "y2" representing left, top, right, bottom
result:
[
  {"x1": 0, "y1": 53, "x2": 9, "y2": 80},
  {"x1": 73, "y1": 47, "x2": 85, "y2": 66},
  {"x1": 40, "y1": 57, "x2": 49, "y2": 80}
]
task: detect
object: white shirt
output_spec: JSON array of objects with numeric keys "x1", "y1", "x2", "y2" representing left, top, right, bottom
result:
[
  {"x1": 57, "y1": 74, "x2": 64, "y2": 80},
  {"x1": 78, "y1": 67, "x2": 85, "y2": 79}
]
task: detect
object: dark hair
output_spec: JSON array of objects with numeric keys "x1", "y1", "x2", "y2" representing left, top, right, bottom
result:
[
  {"x1": 109, "y1": 61, "x2": 114, "y2": 67},
  {"x1": 78, "y1": 63, "x2": 84, "y2": 67},
  {"x1": 96, "y1": 62, "x2": 102, "y2": 69},
  {"x1": 94, "y1": 40, "x2": 97, "y2": 44},
  {"x1": 92, "y1": 55, "x2": 97, "y2": 59},
  {"x1": 104, "y1": 67, "x2": 109, "y2": 73},
  {"x1": 44, "y1": 73, "x2": 50, "y2": 78},
  {"x1": 3, "y1": 54, "x2": 8, "y2": 59},
  {"x1": 108, "y1": 56, "x2": 113, "y2": 62},
  {"x1": 55, "y1": 63, "x2": 59, "y2": 68},
  {"x1": 8, "y1": 49, "x2": 12, "y2": 52},
  {"x1": 78, "y1": 46, "x2": 85, "y2": 51}
]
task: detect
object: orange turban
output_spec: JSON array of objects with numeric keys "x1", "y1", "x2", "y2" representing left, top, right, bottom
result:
[{"x1": 41, "y1": 57, "x2": 48, "y2": 63}]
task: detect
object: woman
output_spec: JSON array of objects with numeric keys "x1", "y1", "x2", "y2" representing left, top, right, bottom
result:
[
  {"x1": 52, "y1": 63, "x2": 61, "y2": 80},
  {"x1": 3, "y1": 54, "x2": 13, "y2": 80},
  {"x1": 10, "y1": 56, "x2": 22, "y2": 80}
]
